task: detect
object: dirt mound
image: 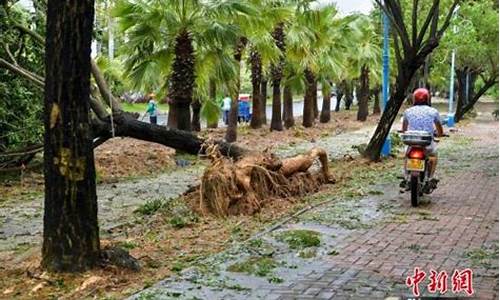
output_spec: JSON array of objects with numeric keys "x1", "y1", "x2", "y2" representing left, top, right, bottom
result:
[{"x1": 94, "y1": 138, "x2": 175, "y2": 181}]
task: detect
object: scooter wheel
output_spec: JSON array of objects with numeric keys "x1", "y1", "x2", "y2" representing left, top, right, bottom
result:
[{"x1": 410, "y1": 175, "x2": 419, "y2": 207}]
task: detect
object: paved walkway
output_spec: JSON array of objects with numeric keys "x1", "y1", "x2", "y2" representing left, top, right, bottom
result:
[
  {"x1": 266, "y1": 119, "x2": 499, "y2": 299},
  {"x1": 133, "y1": 118, "x2": 498, "y2": 300}
]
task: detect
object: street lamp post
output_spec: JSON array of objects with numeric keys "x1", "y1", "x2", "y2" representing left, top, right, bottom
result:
[
  {"x1": 381, "y1": 9, "x2": 391, "y2": 157},
  {"x1": 447, "y1": 6, "x2": 460, "y2": 127}
]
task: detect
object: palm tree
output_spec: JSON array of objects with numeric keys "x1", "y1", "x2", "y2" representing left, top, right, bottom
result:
[
  {"x1": 270, "y1": 22, "x2": 286, "y2": 131},
  {"x1": 224, "y1": 0, "x2": 283, "y2": 142},
  {"x1": 113, "y1": 0, "x2": 247, "y2": 131},
  {"x1": 349, "y1": 15, "x2": 381, "y2": 122},
  {"x1": 286, "y1": 5, "x2": 342, "y2": 128},
  {"x1": 248, "y1": 1, "x2": 289, "y2": 129}
]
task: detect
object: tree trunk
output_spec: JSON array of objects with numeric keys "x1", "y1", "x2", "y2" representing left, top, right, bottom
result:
[
  {"x1": 320, "y1": 85, "x2": 331, "y2": 123},
  {"x1": 225, "y1": 37, "x2": 247, "y2": 142},
  {"x1": 270, "y1": 81, "x2": 283, "y2": 131},
  {"x1": 168, "y1": 30, "x2": 195, "y2": 131},
  {"x1": 92, "y1": 114, "x2": 248, "y2": 159},
  {"x1": 364, "y1": 57, "x2": 422, "y2": 161},
  {"x1": 42, "y1": 0, "x2": 100, "y2": 272},
  {"x1": 270, "y1": 24, "x2": 285, "y2": 132},
  {"x1": 260, "y1": 79, "x2": 268, "y2": 124},
  {"x1": 191, "y1": 98, "x2": 201, "y2": 132},
  {"x1": 455, "y1": 67, "x2": 478, "y2": 118},
  {"x1": 372, "y1": 87, "x2": 381, "y2": 115},
  {"x1": 335, "y1": 84, "x2": 343, "y2": 112},
  {"x1": 207, "y1": 79, "x2": 218, "y2": 128},
  {"x1": 455, "y1": 77, "x2": 497, "y2": 122},
  {"x1": 283, "y1": 84, "x2": 294, "y2": 128},
  {"x1": 344, "y1": 82, "x2": 353, "y2": 110},
  {"x1": 167, "y1": 103, "x2": 177, "y2": 128},
  {"x1": 250, "y1": 50, "x2": 262, "y2": 129},
  {"x1": 313, "y1": 93, "x2": 319, "y2": 119},
  {"x1": 303, "y1": 68, "x2": 316, "y2": 128},
  {"x1": 357, "y1": 65, "x2": 370, "y2": 121}
]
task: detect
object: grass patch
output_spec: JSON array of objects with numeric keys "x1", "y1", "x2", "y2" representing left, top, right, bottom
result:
[
  {"x1": 276, "y1": 229, "x2": 321, "y2": 249},
  {"x1": 118, "y1": 240, "x2": 138, "y2": 250},
  {"x1": 134, "y1": 199, "x2": 165, "y2": 215},
  {"x1": 268, "y1": 276, "x2": 284, "y2": 284},
  {"x1": 298, "y1": 248, "x2": 317, "y2": 259},
  {"x1": 408, "y1": 244, "x2": 422, "y2": 252},
  {"x1": 227, "y1": 256, "x2": 277, "y2": 277},
  {"x1": 327, "y1": 249, "x2": 339, "y2": 256},
  {"x1": 122, "y1": 102, "x2": 169, "y2": 113},
  {"x1": 465, "y1": 245, "x2": 499, "y2": 268}
]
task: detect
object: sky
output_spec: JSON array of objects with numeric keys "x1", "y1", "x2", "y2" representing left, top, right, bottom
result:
[
  {"x1": 18, "y1": 0, "x2": 374, "y2": 15},
  {"x1": 318, "y1": 0, "x2": 374, "y2": 15}
]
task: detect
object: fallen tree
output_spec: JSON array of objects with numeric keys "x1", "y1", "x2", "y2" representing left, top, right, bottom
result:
[
  {"x1": 0, "y1": 28, "x2": 248, "y2": 161},
  {"x1": 187, "y1": 145, "x2": 335, "y2": 216},
  {"x1": 1, "y1": 13, "x2": 336, "y2": 216}
]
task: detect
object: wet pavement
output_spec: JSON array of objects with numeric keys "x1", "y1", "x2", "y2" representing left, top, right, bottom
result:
[
  {"x1": 130, "y1": 114, "x2": 498, "y2": 299},
  {"x1": 0, "y1": 118, "x2": 372, "y2": 252}
]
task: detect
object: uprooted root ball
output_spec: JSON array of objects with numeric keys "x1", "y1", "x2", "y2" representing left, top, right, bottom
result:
[{"x1": 185, "y1": 144, "x2": 335, "y2": 217}]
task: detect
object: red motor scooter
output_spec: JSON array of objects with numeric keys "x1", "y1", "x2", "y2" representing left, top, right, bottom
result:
[{"x1": 400, "y1": 131, "x2": 439, "y2": 207}]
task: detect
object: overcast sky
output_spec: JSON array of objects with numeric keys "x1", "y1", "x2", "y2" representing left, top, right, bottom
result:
[
  {"x1": 18, "y1": 0, "x2": 374, "y2": 15},
  {"x1": 318, "y1": 0, "x2": 374, "y2": 15}
]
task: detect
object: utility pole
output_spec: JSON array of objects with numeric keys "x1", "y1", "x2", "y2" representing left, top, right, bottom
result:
[{"x1": 381, "y1": 7, "x2": 391, "y2": 156}]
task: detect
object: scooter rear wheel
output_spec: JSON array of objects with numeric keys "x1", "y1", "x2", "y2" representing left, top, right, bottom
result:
[{"x1": 410, "y1": 175, "x2": 419, "y2": 207}]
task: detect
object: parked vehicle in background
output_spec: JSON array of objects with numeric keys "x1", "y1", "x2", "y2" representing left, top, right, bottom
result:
[
  {"x1": 121, "y1": 91, "x2": 149, "y2": 103},
  {"x1": 238, "y1": 94, "x2": 252, "y2": 123}
]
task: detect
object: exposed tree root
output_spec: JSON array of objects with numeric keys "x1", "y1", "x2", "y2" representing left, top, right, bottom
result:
[{"x1": 186, "y1": 145, "x2": 335, "y2": 217}]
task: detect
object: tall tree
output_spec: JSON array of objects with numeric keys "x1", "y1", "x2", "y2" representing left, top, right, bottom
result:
[
  {"x1": 113, "y1": 0, "x2": 247, "y2": 131},
  {"x1": 364, "y1": 0, "x2": 460, "y2": 161},
  {"x1": 260, "y1": 78, "x2": 268, "y2": 124},
  {"x1": 42, "y1": 0, "x2": 100, "y2": 271},
  {"x1": 249, "y1": 49, "x2": 263, "y2": 128},
  {"x1": 448, "y1": 0, "x2": 499, "y2": 121},
  {"x1": 270, "y1": 23, "x2": 285, "y2": 131},
  {"x1": 225, "y1": 37, "x2": 247, "y2": 142},
  {"x1": 349, "y1": 15, "x2": 381, "y2": 121}
]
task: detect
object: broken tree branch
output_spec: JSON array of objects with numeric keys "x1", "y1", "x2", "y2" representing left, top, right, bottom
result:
[{"x1": 0, "y1": 57, "x2": 44, "y2": 86}]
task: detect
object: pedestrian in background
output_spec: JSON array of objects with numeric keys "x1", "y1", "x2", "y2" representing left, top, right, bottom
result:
[
  {"x1": 146, "y1": 93, "x2": 158, "y2": 124},
  {"x1": 222, "y1": 94, "x2": 231, "y2": 125}
]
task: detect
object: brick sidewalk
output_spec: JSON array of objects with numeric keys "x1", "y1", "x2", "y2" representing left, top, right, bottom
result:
[{"x1": 262, "y1": 121, "x2": 499, "y2": 299}]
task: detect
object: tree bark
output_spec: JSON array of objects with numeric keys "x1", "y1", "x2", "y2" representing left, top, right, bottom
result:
[
  {"x1": 372, "y1": 87, "x2": 381, "y2": 115},
  {"x1": 283, "y1": 84, "x2": 294, "y2": 128},
  {"x1": 455, "y1": 77, "x2": 497, "y2": 122},
  {"x1": 313, "y1": 94, "x2": 319, "y2": 119},
  {"x1": 168, "y1": 30, "x2": 195, "y2": 131},
  {"x1": 207, "y1": 79, "x2": 218, "y2": 128},
  {"x1": 335, "y1": 84, "x2": 343, "y2": 112},
  {"x1": 91, "y1": 114, "x2": 248, "y2": 159},
  {"x1": 225, "y1": 37, "x2": 247, "y2": 142},
  {"x1": 260, "y1": 79, "x2": 268, "y2": 124},
  {"x1": 320, "y1": 85, "x2": 332, "y2": 123},
  {"x1": 90, "y1": 59, "x2": 122, "y2": 112},
  {"x1": 344, "y1": 82, "x2": 353, "y2": 110},
  {"x1": 303, "y1": 68, "x2": 316, "y2": 128},
  {"x1": 191, "y1": 98, "x2": 201, "y2": 132},
  {"x1": 270, "y1": 24, "x2": 285, "y2": 132},
  {"x1": 42, "y1": 0, "x2": 100, "y2": 272},
  {"x1": 455, "y1": 67, "x2": 478, "y2": 118},
  {"x1": 364, "y1": 57, "x2": 423, "y2": 161},
  {"x1": 250, "y1": 50, "x2": 262, "y2": 129},
  {"x1": 357, "y1": 65, "x2": 370, "y2": 121}
]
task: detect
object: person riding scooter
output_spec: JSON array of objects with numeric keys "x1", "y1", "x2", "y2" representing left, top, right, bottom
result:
[{"x1": 400, "y1": 88, "x2": 444, "y2": 190}]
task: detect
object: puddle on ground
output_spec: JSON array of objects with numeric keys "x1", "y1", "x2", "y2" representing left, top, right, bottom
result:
[{"x1": 130, "y1": 184, "x2": 403, "y2": 300}]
